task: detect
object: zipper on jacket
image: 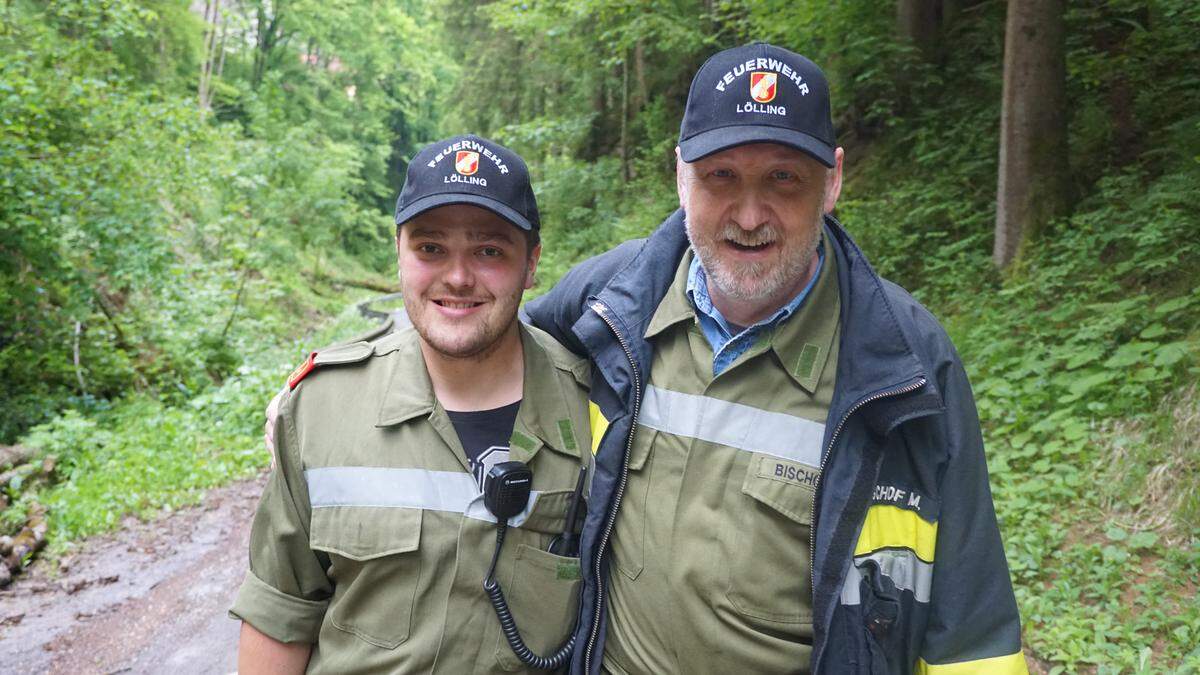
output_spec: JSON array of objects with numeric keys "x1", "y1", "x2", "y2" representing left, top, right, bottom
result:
[
  {"x1": 808, "y1": 377, "x2": 927, "y2": 615},
  {"x1": 584, "y1": 300, "x2": 643, "y2": 675}
]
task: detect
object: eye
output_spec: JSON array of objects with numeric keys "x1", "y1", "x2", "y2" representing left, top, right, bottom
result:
[
  {"x1": 711, "y1": 168, "x2": 734, "y2": 178},
  {"x1": 417, "y1": 243, "x2": 442, "y2": 255},
  {"x1": 479, "y1": 246, "x2": 503, "y2": 258},
  {"x1": 772, "y1": 170, "x2": 794, "y2": 181}
]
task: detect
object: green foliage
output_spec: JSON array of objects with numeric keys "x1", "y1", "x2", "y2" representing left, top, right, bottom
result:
[
  {"x1": 9, "y1": 305, "x2": 376, "y2": 548},
  {"x1": 0, "y1": 0, "x2": 440, "y2": 441},
  {"x1": 4, "y1": 0, "x2": 1199, "y2": 669}
]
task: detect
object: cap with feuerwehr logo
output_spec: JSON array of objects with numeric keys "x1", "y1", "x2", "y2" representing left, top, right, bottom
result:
[
  {"x1": 678, "y1": 42, "x2": 836, "y2": 167},
  {"x1": 395, "y1": 134, "x2": 540, "y2": 231}
]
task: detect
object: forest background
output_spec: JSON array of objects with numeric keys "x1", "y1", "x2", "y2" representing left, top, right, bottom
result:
[{"x1": 1, "y1": 0, "x2": 1198, "y2": 670}]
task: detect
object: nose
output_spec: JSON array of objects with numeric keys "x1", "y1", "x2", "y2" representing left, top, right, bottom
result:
[
  {"x1": 443, "y1": 252, "x2": 475, "y2": 290},
  {"x1": 730, "y1": 189, "x2": 770, "y2": 231}
]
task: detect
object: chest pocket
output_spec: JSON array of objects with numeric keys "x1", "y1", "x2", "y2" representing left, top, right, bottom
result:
[
  {"x1": 609, "y1": 426, "x2": 655, "y2": 581},
  {"x1": 726, "y1": 453, "x2": 818, "y2": 625},
  {"x1": 310, "y1": 506, "x2": 422, "y2": 649},
  {"x1": 493, "y1": 457, "x2": 586, "y2": 671}
]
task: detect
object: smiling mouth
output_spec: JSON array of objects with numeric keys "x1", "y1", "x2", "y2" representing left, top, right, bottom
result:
[
  {"x1": 727, "y1": 240, "x2": 773, "y2": 252},
  {"x1": 434, "y1": 300, "x2": 484, "y2": 309}
]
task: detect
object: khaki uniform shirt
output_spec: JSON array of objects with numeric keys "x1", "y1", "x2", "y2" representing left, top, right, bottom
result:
[
  {"x1": 603, "y1": 246, "x2": 841, "y2": 674},
  {"x1": 231, "y1": 324, "x2": 592, "y2": 674}
]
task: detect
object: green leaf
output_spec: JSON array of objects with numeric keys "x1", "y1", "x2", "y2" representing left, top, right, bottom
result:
[
  {"x1": 1068, "y1": 370, "x2": 1117, "y2": 396},
  {"x1": 1139, "y1": 323, "x2": 1168, "y2": 339},
  {"x1": 1105, "y1": 526, "x2": 1128, "y2": 542},
  {"x1": 1102, "y1": 545, "x2": 1129, "y2": 563},
  {"x1": 1153, "y1": 342, "x2": 1191, "y2": 368},
  {"x1": 1104, "y1": 342, "x2": 1156, "y2": 369},
  {"x1": 1127, "y1": 531, "x2": 1158, "y2": 549},
  {"x1": 1064, "y1": 347, "x2": 1105, "y2": 370},
  {"x1": 1153, "y1": 296, "x2": 1193, "y2": 316}
]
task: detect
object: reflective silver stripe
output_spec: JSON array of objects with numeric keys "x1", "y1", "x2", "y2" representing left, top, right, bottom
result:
[
  {"x1": 638, "y1": 385, "x2": 825, "y2": 467},
  {"x1": 840, "y1": 549, "x2": 933, "y2": 605},
  {"x1": 305, "y1": 467, "x2": 540, "y2": 528}
]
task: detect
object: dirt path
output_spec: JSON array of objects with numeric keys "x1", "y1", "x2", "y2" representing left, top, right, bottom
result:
[{"x1": 0, "y1": 474, "x2": 266, "y2": 675}]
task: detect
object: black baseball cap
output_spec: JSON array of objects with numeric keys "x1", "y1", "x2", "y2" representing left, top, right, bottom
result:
[
  {"x1": 678, "y1": 43, "x2": 836, "y2": 167},
  {"x1": 394, "y1": 134, "x2": 539, "y2": 231}
]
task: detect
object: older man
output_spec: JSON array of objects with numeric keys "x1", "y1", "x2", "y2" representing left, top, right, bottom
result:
[{"x1": 525, "y1": 43, "x2": 1026, "y2": 674}]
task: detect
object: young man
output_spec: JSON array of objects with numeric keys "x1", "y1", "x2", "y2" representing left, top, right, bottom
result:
[
  {"x1": 525, "y1": 44, "x2": 1026, "y2": 674},
  {"x1": 232, "y1": 135, "x2": 592, "y2": 674}
]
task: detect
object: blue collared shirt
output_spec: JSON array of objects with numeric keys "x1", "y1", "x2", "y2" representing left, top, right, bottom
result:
[{"x1": 686, "y1": 246, "x2": 824, "y2": 375}]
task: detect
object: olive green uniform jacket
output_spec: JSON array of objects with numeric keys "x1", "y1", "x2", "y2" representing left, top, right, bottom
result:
[{"x1": 231, "y1": 324, "x2": 592, "y2": 674}]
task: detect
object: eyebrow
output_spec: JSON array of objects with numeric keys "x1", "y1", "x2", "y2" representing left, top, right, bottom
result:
[
  {"x1": 408, "y1": 227, "x2": 445, "y2": 240},
  {"x1": 465, "y1": 230, "x2": 516, "y2": 244},
  {"x1": 407, "y1": 227, "x2": 516, "y2": 245}
]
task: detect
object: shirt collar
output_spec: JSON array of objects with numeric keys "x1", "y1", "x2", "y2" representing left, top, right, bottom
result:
[
  {"x1": 685, "y1": 245, "x2": 823, "y2": 340},
  {"x1": 375, "y1": 324, "x2": 578, "y2": 459}
]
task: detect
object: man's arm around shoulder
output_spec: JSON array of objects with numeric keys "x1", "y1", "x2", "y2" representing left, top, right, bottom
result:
[{"x1": 522, "y1": 238, "x2": 646, "y2": 354}]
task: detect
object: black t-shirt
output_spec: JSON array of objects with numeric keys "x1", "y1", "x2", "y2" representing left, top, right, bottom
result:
[{"x1": 446, "y1": 400, "x2": 522, "y2": 490}]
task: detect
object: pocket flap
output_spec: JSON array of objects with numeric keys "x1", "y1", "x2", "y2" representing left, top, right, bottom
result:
[
  {"x1": 519, "y1": 489, "x2": 573, "y2": 534},
  {"x1": 310, "y1": 506, "x2": 421, "y2": 561},
  {"x1": 626, "y1": 426, "x2": 655, "y2": 471},
  {"x1": 741, "y1": 454, "x2": 817, "y2": 524}
]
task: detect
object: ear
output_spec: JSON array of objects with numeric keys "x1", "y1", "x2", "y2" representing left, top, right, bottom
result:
[
  {"x1": 675, "y1": 147, "x2": 687, "y2": 209},
  {"x1": 395, "y1": 229, "x2": 404, "y2": 279},
  {"x1": 823, "y1": 147, "x2": 845, "y2": 214},
  {"x1": 524, "y1": 243, "x2": 542, "y2": 290}
]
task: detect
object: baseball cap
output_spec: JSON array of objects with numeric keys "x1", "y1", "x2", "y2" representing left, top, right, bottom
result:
[
  {"x1": 394, "y1": 134, "x2": 540, "y2": 231},
  {"x1": 678, "y1": 42, "x2": 836, "y2": 167}
]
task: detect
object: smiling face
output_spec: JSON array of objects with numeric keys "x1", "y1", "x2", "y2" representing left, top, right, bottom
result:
[
  {"x1": 677, "y1": 142, "x2": 843, "y2": 323},
  {"x1": 397, "y1": 204, "x2": 539, "y2": 361}
]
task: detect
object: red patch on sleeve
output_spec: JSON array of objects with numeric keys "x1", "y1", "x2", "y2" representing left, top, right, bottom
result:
[{"x1": 287, "y1": 352, "x2": 318, "y2": 389}]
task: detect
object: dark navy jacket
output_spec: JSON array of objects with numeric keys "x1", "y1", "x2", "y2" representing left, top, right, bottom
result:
[{"x1": 524, "y1": 210, "x2": 1026, "y2": 674}]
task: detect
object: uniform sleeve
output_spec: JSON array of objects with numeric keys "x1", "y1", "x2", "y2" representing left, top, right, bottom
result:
[
  {"x1": 917, "y1": 358, "x2": 1027, "y2": 674},
  {"x1": 229, "y1": 388, "x2": 332, "y2": 643}
]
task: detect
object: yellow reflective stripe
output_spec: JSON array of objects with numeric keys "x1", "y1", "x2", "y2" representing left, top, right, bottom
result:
[
  {"x1": 588, "y1": 401, "x2": 609, "y2": 456},
  {"x1": 916, "y1": 652, "x2": 1028, "y2": 675},
  {"x1": 854, "y1": 504, "x2": 938, "y2": 563}
]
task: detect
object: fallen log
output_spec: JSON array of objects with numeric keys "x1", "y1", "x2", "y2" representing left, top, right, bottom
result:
[
  {"x1": 301, "y1": 270, "x2": 400, "y2": 294},
  {"x1": 0, "y1": 456, "x2": 56, "y2": 494},
  {"x1": 1, "y1": 503, "x2": 48, "y2": 585},
  {"x1": 0, "y1": 445, "x2": 36, "y2": 470}
]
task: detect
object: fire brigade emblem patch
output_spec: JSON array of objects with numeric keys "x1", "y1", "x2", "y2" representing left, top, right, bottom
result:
[
  {"x1": 750, "y1": 71, "x2": 777, "y2": 103},
  {"x1": 455, "y1": 150, "x2": 480, "y2": 176}
]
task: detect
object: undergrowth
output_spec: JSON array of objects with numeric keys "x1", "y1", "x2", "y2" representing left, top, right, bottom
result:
[{"x1": 2, "y1": 297, "x2": 378, "y2": 554}]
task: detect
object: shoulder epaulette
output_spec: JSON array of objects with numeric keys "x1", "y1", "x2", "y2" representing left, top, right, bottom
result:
[{"x1": 286, "y1": 342, "x2": 376, "y2": 390}]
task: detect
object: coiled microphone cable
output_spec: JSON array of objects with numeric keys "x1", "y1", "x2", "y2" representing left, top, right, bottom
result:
[
  {"x1": 484, "y1": 523, "x2": 576, "y2": 670},
  {"x1": 480, "y1": 461, "x2": 581, "y2": 671}
]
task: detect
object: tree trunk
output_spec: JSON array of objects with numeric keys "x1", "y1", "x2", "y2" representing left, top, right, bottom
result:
[
  {"x1": 896, "y1": 0, "x2": 941, "y2": 57},
  {"x1": 994, "y1": 0, "x2": 1071, "y2": 269},
  {"x1": 619, "y1": 56, "x2": 631, "y2": 182},
  {"x1": 215, "y1": 10, "x2": 229, "y2": 78},
  {"x1": 197, "y1": 0, "x2": 215, "y2": 111}
]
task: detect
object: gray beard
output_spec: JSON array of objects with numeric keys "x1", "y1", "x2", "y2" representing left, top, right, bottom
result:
[{"x1": 684, "y1": 213, "x2": 820, "y2": 304}]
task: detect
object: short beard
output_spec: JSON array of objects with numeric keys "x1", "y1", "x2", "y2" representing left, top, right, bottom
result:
[
  {"x1": 684, "y1": 212, "x2": 821, "y2": 304},
  {"x1": 417, "y1": 308, "x2": 518, "y2": 362},
  {"x1": 400, "y1": 273, "x2": 523, "y2": 362}
]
